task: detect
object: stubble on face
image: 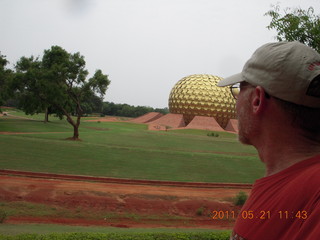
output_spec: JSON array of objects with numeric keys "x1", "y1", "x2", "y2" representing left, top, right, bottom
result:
[{"x1": 237, "y1": 89, "x2": 254, "y2": 145}]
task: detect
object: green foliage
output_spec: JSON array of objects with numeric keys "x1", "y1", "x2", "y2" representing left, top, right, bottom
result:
[
  {"x1": 234, "y1": 191, "x2": 248, "y2": 206},
  {"x1": 196, "y1": 206, "x2": 205, "y2": 216},
  {"x1": 13, "y1": 46, "x2": 110, "y2": 139},
  {"x1": 0, "y1": 232, "x2": 230, "y2": 240},
  {"x1": 1, "y1": 201, "x2": 186, "y2": 224},
  {"x1": 102, "y1": 101, "x2": 169, "y2": 118},
  {"x1": 0, "y1": 223, "x2": 228, "y2": 235},
  {"x1": 14, "y1": 56, "x2": 51, "y2": 116},
  {"x1": 0, "y1": 53, "x2": 13, "y2": 108},
  {"x1": 81, "y1": 94, "x2": 103, "y2": 115},
  {"x1": 265, "y1": 5, "x2": 320, "y2": 52},
  {"x1": 207, "y1": 132, "x2": 219, "y2": 137}
]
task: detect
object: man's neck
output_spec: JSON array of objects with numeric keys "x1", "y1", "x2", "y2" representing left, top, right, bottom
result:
[{"x1": 254, "y1": 133, "x2": 320, "y2": 177}]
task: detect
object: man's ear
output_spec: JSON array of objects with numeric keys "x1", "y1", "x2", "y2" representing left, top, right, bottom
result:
[{"x1": 252, "y1": 86, "x2": 267, "y2": 115}]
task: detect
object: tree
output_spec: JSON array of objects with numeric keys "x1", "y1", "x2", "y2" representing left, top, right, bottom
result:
[
  {"x1": 265, "y1": 5, "x2": 320, "y2": 52},
  {"x1": 14, "y1": 56, "x2": 52, "y2": 121},
  {"x1": 81, "y1": 94, "x2": 104, "y2": 115},
  {"x1": 15, "y1": 46, "x2": 110, "y2": 140},
  {"x1": 101, "y1": 102, "x2": 169, "y2": 117},
  {"x1": 0, "y1": 53, "x2": 13, "y2": 109}
]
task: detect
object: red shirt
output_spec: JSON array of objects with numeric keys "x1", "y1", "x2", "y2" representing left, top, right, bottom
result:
[{"x1": 231, "y1": 156, "x2": 320, "y2": 240}]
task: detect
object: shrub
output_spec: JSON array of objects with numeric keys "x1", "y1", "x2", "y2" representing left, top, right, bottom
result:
[
  {"x1": 207, "y1": 132, "x2": 220, "y2": 137},
  {"x1": 196, "y1": 206, "x2": 205, "y2": 216},
  {"x1": 234, "y1": 191, "x2": 248, "y2": 206}
]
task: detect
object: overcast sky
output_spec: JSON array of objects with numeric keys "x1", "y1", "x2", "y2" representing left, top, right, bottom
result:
[{"x1": 1, "y1": 0, "x2": 319, "y2": 108}]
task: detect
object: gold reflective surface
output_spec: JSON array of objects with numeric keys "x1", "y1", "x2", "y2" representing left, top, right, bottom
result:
[{"x1": 168, "y1": 74, "x2": 236, "y2": 128}]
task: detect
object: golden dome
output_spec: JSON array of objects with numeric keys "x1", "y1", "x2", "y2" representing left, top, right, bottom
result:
[{"x1": 168, "y1": 74, "x2": 236, "y2": 128}]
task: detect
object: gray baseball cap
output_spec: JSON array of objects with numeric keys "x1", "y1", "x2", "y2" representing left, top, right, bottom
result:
[{"x1": 218, "y1": 41, "x2": 320, "y2": 108}]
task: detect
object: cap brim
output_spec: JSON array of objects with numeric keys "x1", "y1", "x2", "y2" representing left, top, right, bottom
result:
[{"x1": 217, "y1": 73, "x2": 243, "y2": 87}]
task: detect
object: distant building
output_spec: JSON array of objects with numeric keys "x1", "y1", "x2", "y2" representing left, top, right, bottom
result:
[{"x1": 168, "y1": 74, "x2": 236, "y2": 129}]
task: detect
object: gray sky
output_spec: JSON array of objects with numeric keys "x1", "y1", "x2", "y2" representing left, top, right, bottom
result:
[{"x1": 1, "y1": 0, "x2": 319, "y2": 108}]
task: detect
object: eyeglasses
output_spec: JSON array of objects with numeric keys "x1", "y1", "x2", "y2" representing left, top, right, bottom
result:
[
  {"x1": 230, "y1": 83, "x2": 240, "y2": 100},
  {"x1": 229, "y1": 83, "x2": 271, "y2": 100}
]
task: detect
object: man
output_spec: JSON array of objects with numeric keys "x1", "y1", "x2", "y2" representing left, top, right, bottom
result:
[{"x1": 218, "y1": 41, "x2": 320, "y2": 240}]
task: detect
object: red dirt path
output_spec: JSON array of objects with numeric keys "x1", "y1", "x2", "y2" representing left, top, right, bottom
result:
[{"x1": 0, "y1": 171, "x2": 251, "y2": 229}]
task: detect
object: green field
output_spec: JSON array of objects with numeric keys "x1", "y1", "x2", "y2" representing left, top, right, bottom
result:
[
  {"x1": 0, "y1": 223, "x2": 228, "y2": 235},
  {"x1": 0, "y1": 110, "x2": 263, "y2": 183},
  {"x1": 0, "y1": 224, "x2": 230, "y2": 239}
]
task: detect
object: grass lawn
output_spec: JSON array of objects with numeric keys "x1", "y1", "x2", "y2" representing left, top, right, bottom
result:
[
  {"x1": 0, "y1": 200, "x2": 188, "y2": 224},
  {"x1": 0, "y1": 223, "x2": 229, "y2": 235},
  {"x1": 0, "y1": 111, "x2": 263, "y2": 183}
]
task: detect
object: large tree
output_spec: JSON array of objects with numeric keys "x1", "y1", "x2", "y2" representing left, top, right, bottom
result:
[
  {"x1": 14, "y1": 55, "x2": 52, "y2": 120},
  {"x1": 265, "y1": 5, "x2": 320, "y2": 52},
  {"x1": 0, "y1": 53, "x2": 13, "y2": 109},
  {"x1": 15, "y1": 46, "x2": 110, "y2": 140}
]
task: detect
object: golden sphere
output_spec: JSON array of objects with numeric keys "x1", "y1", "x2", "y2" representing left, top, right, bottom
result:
[{"x1": 168, "y1": 74, "x2": 236, "y2": 128}]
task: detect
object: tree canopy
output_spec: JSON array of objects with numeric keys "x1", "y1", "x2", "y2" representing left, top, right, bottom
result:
[
  {"x1": 0, "y1": 54, "x2": 13, "y2": 108},
  {"x1": 265, "y1": 5, "x2": 320, "y2": 52},
  {"x1": 15, "y1": 46, "x2": 110, "y2": 140},
  {"x1": 101, "y1": 102, "x2": 169, "y2": 118}
]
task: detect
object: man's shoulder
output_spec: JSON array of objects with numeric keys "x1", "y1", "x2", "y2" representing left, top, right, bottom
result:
[
  {"x1": 252, "y1": 156, "x2": 319, "y2": 199},
  {"x1": 296, "y1": 156, "x2": 320, "y2": 182},
  {"x1": 254, "y1": 155, "x2": 320, "y2": 186},
  {"x1": 283, "y1": 155, "x2": 320, "y2": 182}
]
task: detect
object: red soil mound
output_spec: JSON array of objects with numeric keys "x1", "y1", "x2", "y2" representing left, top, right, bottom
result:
[
  {"x1": 225, "y1": 119, "x2": 238, "y2": 133},
  {"x1": 148, "y1": 113, "x2": 186, "y2": 129},
  {"x1": 129, "y1": 112, "x2": 163, "y2": 124},
  {"x1": 185, "y1": 116, "x2": 224, "y2": 132}
]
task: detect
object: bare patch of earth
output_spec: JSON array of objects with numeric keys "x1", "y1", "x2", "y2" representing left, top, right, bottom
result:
[{"x1": 0, "y1": 174, "x2": 250, "y2": 229}]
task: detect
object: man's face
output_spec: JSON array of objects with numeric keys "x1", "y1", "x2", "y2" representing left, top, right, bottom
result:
[{"x1": 236, "y1": 83, "x2": 254, "y2": 145}]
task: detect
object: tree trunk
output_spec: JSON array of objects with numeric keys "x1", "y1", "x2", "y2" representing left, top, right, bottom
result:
[
  {"x1": 44, "y1": 107, "x2": 49, "y2": 123},
  {"x1": 58, "y1": 103, "x2": 82, "y2": 141},
  {"x1": 71, "y1": 103, "x2": 82, "y2": 140},
  {"x1": 73, "y1": 124, "x2": 79, "y2": 140},
  {"x1": 61, "y1": 109, "x2": 81, "y2": 141}
]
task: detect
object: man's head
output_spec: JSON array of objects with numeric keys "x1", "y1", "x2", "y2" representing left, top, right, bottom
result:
[
  {"x1": 218, "y1": 41, "x2": 320, "y2": 107},
  {"x1": 219, "y1": 42, "x2": 320, "y2": 143}
]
